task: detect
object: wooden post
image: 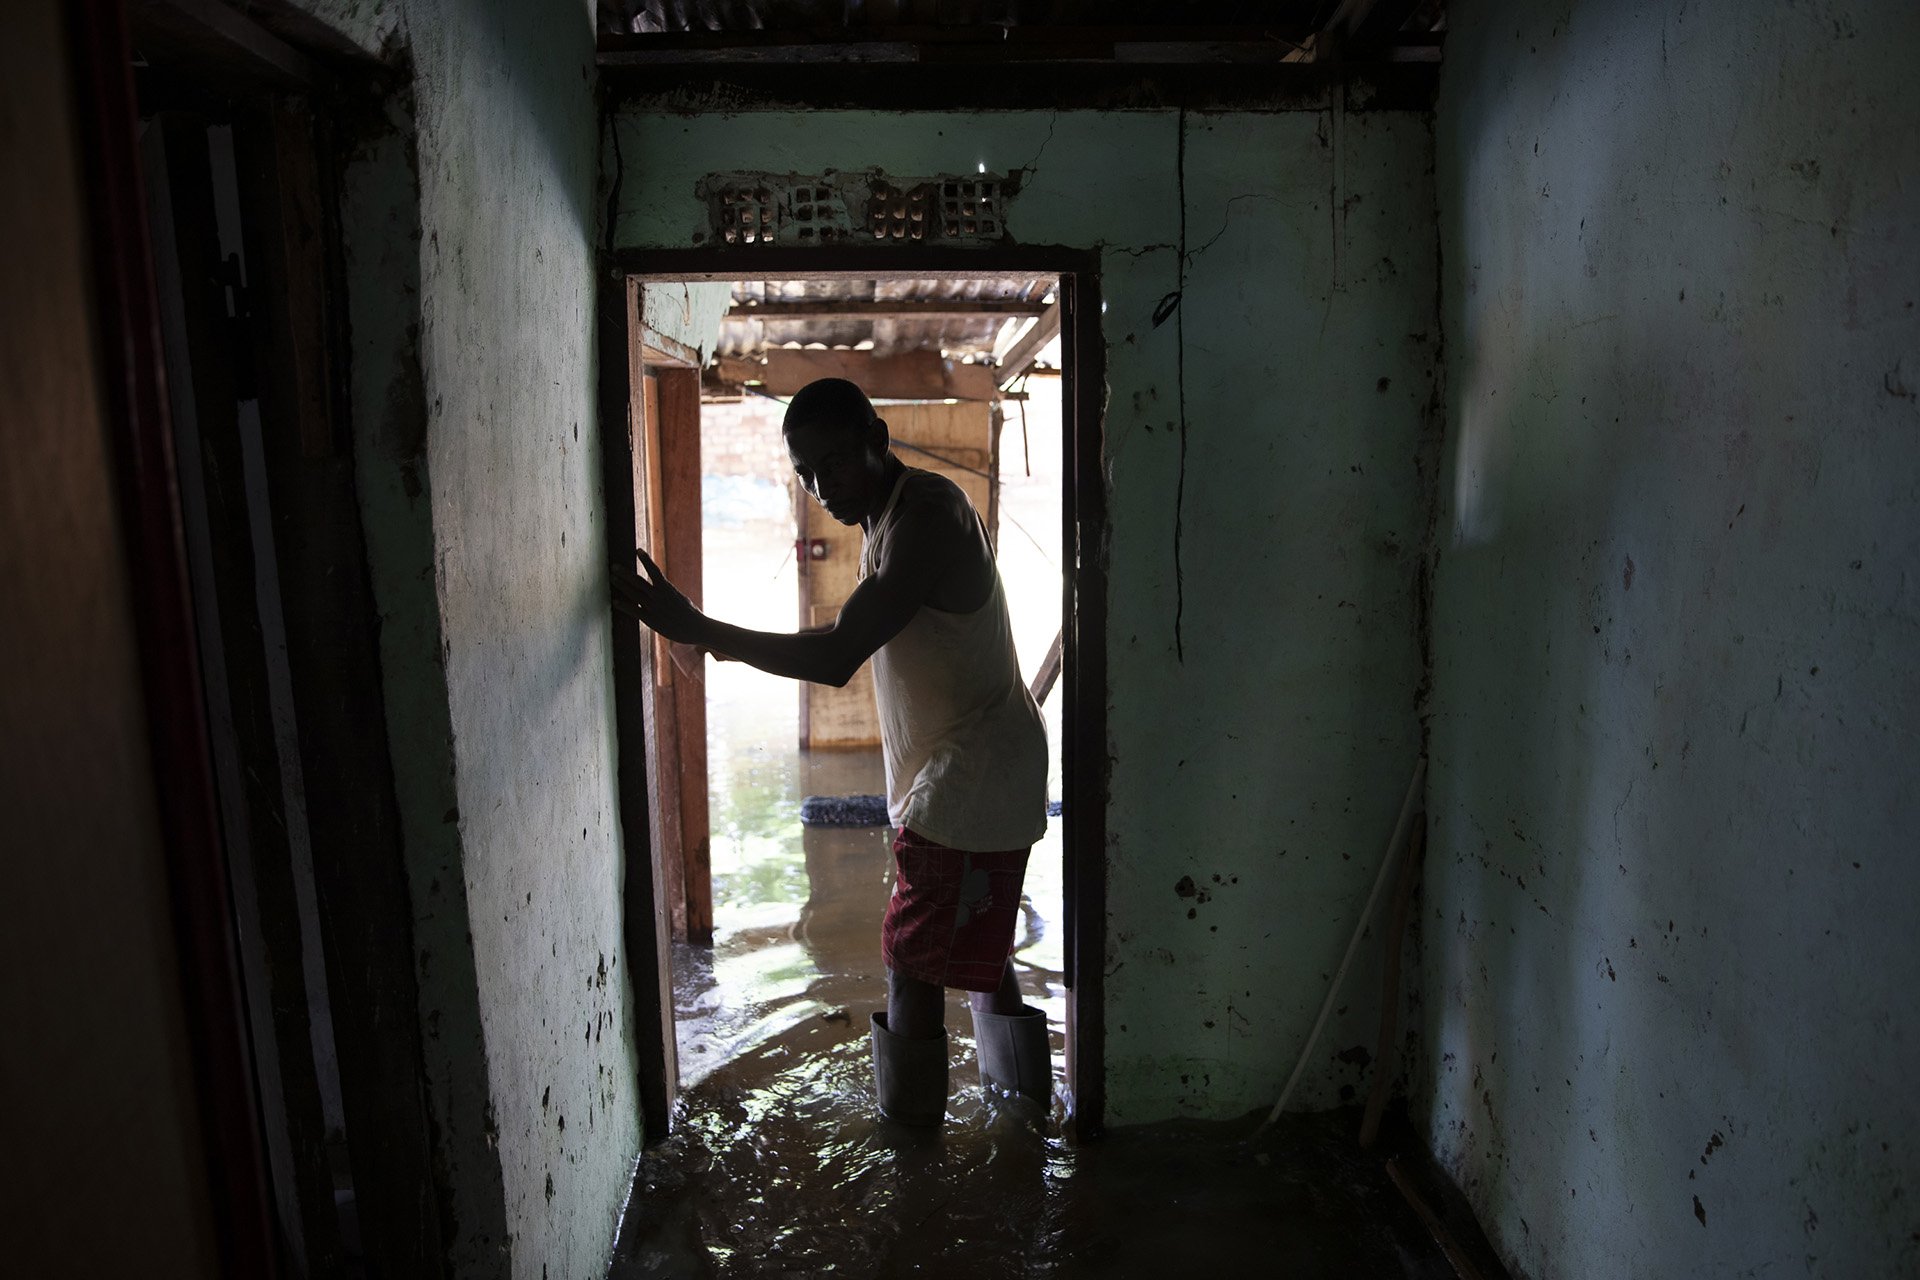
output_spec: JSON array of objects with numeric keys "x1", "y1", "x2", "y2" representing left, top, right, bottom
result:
[
  {"x1": 657, "y1": 366, "x2": 712, "y2": 943},
  {"x1": 147, "y1": 109, "x2": 343, "y2": 1275},
  {"x1": 600, "y1": 277, "x2": 678, "y2": 1138},
  {"x1": 639, "y1": 372, "x2": 687, "y2": 942}
]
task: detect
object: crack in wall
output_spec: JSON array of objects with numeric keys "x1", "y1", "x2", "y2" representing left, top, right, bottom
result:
[{"x1": 1164, "y1": 109, "x2": 1190, "y2": 661}]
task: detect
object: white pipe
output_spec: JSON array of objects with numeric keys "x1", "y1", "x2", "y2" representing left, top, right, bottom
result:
[{"x1": 1252, "y1": 756, "x2": 1427, "y2": 1139}]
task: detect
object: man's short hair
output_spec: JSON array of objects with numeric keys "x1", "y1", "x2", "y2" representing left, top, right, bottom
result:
[{"x1": 784, "y1": 378, "x2": 877, "y2": 438}]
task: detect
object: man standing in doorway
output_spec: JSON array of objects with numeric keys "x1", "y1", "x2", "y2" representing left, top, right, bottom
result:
[{"x1": 612, "y1": 377, "x2": 1051, "y2": 1126}]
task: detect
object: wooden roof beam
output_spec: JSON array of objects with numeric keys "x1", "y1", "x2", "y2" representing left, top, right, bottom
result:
[
  {"x1": 726, "y1": 298, "x2": 1047, "y2": 321},
  {"x1": 716, "y1": 348, "x2": 1002, "y2": 401},
  {"x1": 995, "y1": 302, "x2": 1062, "y2": 389},
  {"x1": 1319, "y1": 0, "x2": 1431, "y2": 60}
]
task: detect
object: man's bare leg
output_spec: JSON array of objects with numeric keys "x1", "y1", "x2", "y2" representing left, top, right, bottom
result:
[
  {"x1": 968, "y1": 958, "x2": 1023, "y2": 1017},
  {"x1": 887, "y1": 968, "x2": 945, "y2": 1040}
]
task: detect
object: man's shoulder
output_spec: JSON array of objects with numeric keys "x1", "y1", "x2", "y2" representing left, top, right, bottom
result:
[{"x1": 892, "y1": 467, "x2": 977, "y2": 532}]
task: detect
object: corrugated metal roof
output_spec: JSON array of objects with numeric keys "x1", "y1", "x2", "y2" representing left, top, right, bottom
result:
[
  {"x1": 600, "y1": 1, "x2": 1448, "y2": 59},
  {"x1": 609, "y1": 3, "x2": 1327, "y2": 34},
  {"x1": 718, "y1": 276, "x2": 1056, "y2": 361}
]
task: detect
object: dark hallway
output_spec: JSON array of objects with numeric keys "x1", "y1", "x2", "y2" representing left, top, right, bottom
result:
[{"x1": 9, "y1": 2, "x2": 1917, "y2": 1278}]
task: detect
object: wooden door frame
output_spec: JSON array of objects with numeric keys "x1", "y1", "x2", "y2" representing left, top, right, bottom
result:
[
  {"x1": 66, "y1": 0, "x2": 280, "y2": 1269},
  {"x1": 597, "y1": 246, "x2": 1110, "y2": 1137},
  {"x1": 638, "y1": 354, "x2": 715, "y2": 945},
  {"x1": 78, "y1": 0, "x2": 459, "y2": 1268}
]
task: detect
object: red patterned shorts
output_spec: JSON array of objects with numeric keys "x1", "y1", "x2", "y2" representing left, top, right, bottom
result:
[{"x1": 881, "y1": 827, "x2": 1032, "y2": 994}]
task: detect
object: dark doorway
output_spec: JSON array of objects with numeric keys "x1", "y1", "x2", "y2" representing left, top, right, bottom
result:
[{"x1": 598, "y1": 250, "x2": 1108, "y2": 1137}]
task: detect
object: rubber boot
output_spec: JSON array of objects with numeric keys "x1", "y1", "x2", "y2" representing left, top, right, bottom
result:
[
  {"x1": 869, "y1": 1012, "x2": 948, "y2": 1127},
  {"x1": 970, "y1": 1003, "x2": 1051, "y2": 1107}
]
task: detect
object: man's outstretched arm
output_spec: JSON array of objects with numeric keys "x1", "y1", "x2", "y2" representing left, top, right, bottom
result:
[{"x1": 613, "y1": 511, "x2": 948, "y2": 685}]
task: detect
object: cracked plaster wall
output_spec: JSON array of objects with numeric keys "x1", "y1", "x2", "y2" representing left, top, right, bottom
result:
[
  {"x1": 1417, "y1": 2, "x2": 1920, "y2": 1276},
  {"x1": 608, "y1": 107, "x2": 1441, "y2": 1123},
  {"x1": 299, "y1": 1, "x2": 642, "y2": 1276}
]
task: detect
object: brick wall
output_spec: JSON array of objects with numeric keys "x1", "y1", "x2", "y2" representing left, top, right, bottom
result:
[{"x1": 700, "y1": 397, "x2": 791, "y2": 483}]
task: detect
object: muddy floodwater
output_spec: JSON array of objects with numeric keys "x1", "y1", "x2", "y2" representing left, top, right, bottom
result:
[
  {"x1": 609, "y1": 669, "x2": 1457, "y2": 1277},
  {"x1": 610, "y1": 476, "x2": 1467, "y2": 1277}
]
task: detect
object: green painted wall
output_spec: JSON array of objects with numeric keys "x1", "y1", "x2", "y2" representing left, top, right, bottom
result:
[
  {"x1": 609, "y1": 105, "x2": 1440, "y2": 1123},
  {"x1": 1419, "y1": 2, "x2": 1920, "y2": 1276},
  {"x1": 301, "y1": 2, "x2": 642, "y2": 1275}
]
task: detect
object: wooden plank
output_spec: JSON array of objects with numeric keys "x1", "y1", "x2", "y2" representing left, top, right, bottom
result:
[
  {"x1": 641, "y1": 375, "x2": 670, "y2": 686},
  {"x1": 256, "y1": 100, "x2": 336, "y2": 458},
  {"x1": 797, "y1": 447, "x2": 875, "y2": 748},
  {"x1": 601, "y1": 59, "x2": 1439, "y2": 113},
  {"x1": 602, "y1": 277, "x2": 678, "y2": 1138},
  {"x1": 728, "y1": 298, "x2": 1045, "y2": 321},
  {"x1": 598, "y1": 26, "x2": 1319, "y2": 60},
  {"x1": 658, "y1": 367, "x2": 712, "y2": 944},
  {"x1": 987, "y1": 403, "x2": 1003, "y2": 552},
  {"x1": 130, "y1": 0, "x2": 322, "y2": 87},
  {"x1": 201, "y1": 105, "x2": 372, "y2": 1272},
  {"x1": 1321, "y1": 0, "x2": 1428, "y2": 60},
  {"x1": 640, "y1": 326, "x2": 701, "y2": 369},
  {"x1": 639, "y1": 372, "x2": 686, "y2": 941},
  {"x1": 1029, "y1": 627, "x2": 1064, "y2": 706},
  {"x1": 996, "y1": 301, "x2": 1061, "y2": 387},
  {"x1": 147, "y1": 110, "x2": 342, "y2": 1276},
  {"x1": 718, "y1": 348, "x2": 1000, "y2": 401}
]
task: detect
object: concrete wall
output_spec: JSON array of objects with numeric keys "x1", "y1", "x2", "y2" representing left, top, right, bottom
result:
[
  {"x1": 299, "y1": 2, "x2": 642, "y2": 1275},
  {"x1": 639, "y1": 280, "x2": 731, "y2": 363},
  {"x1": 609, "y1": 106, "x2": 1440, "y2": 1123},
  {"x1": 1418, "y1": 2, "x2": 1920, "y2": 1276},
  {"x1": 1, "y1": 2, "x2": 220, "y2": 1272}
]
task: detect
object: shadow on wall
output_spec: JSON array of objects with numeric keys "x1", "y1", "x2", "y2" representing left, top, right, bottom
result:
[
  {"x1": 335, "y1": 67, "x2": 510, "y2": 1268},
  {"x1": 1417, "y1": 1, "x2": 1920, "y2": 1274}
]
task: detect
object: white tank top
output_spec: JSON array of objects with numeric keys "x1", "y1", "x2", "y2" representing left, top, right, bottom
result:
[{"x1": 859, "y1": 468, "x2": 1049, "y2": 852}]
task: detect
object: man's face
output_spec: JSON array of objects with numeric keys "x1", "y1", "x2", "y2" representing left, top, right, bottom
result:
[{"x1": 787, "y1": 417, "x2": 885, "y2": 526}]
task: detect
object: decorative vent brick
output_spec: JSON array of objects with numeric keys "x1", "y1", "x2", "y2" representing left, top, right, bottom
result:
[
  {"x1": 699, "y1": 172, "x2": 1012, "y2": 246},
  {"x1": 939, "y1": 179, "x2": 1002, "y2": 238}
]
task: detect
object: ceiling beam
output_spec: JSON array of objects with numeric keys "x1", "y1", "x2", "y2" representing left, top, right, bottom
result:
[
  {"x1": 726, "y1": 299, "x2": 1047, "y2": 322},
  {"x1": 996, "y1": 303, "x2": 1062, "y2": 389},
  {"x1": 715, "y1": 349, "x2": 1002, "y2": 402},
  {"x1": 1320, "y1": 0, "x2": 1431, "y2": 60},
  {"x1": 130, "y1": 0, "x2": 322, "y2": 87},
  {"x1": 603, "y1": 60, "x2": 1437, "y2": 112},
  {"x1": 598, "y1": 27, "x2": 1318, "y2": 63}
]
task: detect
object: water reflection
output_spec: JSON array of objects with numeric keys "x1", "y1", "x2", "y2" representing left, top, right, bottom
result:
[
  {"x1": 679, "y1": 650, "x2": 1067, "y2": 1094},
  {"x1": 626, "y1": 710, "x2": 1452, "y2": 1276}
]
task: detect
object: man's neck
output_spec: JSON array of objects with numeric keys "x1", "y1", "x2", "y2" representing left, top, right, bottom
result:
[{"x1": 862, "y1": 455, "x2": 909, "y2": 533}]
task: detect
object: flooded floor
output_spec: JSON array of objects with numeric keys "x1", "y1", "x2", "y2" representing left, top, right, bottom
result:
[
  {"x1": 609, "y1": 677, "x2": 1467, "y2": 1278},
  {"x1": 612, "y1": 452, "x2": 1481, "y2": 1277}
]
